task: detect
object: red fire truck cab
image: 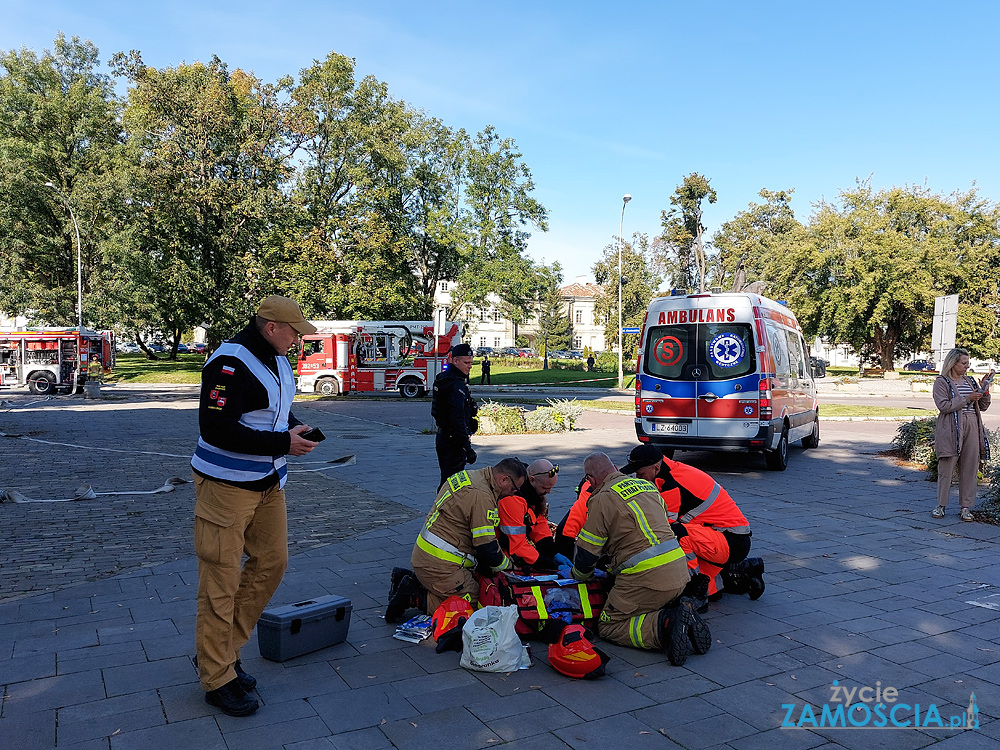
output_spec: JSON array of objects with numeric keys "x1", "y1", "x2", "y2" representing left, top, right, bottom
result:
[
  {"x1": 296, "y1": 320, "x2": 464, "y2": 398},
  {"x1": 0, "y1": 327, "x2": 116, "y2": 395}
]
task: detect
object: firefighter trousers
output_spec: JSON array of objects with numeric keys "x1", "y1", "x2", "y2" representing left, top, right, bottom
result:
[
  {"x1": 597, "y1": 576, "x2": 685, "y2": 650},
  {"x1": 193, "y1": 473, "x2": 288, "y2": 691},
  {"x1": 411, "y1": 547, "x2": 480, "y2": 613}
]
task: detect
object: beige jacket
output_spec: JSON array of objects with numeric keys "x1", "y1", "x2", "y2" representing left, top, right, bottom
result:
[{"x1": 933, "y1": 375, "x2": 991, "y2": 458}]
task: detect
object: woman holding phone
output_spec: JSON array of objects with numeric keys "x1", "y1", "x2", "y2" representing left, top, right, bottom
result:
[{"x1": 932, "y1": 348, "x2": 992, "y2": 521}]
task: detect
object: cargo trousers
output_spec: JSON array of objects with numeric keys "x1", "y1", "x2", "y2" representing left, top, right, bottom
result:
[
  {"x1": 193, "y1": 472, "x2": 288, "y2": 691},
  {"x1": 597, "y1": 575, "x2": 686, "y2": 650}
]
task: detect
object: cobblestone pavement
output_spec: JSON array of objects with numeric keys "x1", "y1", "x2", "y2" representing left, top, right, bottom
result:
[{"x1": 1, "y1": 386, "x2": 998, "y2": 749}]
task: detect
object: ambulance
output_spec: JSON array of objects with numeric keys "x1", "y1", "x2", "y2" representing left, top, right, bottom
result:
[{"x1": 633, "y1": 291, "x2": 819, "y2": 470}]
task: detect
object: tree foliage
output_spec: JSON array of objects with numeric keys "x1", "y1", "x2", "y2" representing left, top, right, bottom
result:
[
  {"x1": 658, "y1": 173, "x2": 717, "y2": 292},
  {"x1": 593, "y1": 232, "x2": 662, "y2": 356}
]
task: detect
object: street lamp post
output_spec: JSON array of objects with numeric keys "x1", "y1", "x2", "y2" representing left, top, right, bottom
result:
[
  {"x1": 45, "y1": 182, "x2": 83, "y2": 329},
  {"x1": 618, "y1": 194, "x2": 631, "y2": 389}
]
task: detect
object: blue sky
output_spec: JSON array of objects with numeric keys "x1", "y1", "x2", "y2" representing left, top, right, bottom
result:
[{"x1": 4, "y1": 1, "x2": 999, "y2": 284}]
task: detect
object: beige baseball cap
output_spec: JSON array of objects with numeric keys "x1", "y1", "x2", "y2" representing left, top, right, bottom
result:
[{"x1": 256, "y1": 295, "x2": 318, "y2": 335}]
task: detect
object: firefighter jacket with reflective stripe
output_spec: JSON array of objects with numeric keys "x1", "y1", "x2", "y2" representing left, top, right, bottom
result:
[
  {"x1": 654, "y1": 458, "x2": 750, "y2": 534},
  {"x1": 191, "y1": 325, "x2": 296, "y2": 489},
  {"x1": 498, "y1": 492, "x2": 554, "y2": 566},
  {"x1": 414, "y1": 467, "x2": 510, "y2": 571},
  {"x1": 574, "y1": 471, "x2": 688, "y2": 591}
]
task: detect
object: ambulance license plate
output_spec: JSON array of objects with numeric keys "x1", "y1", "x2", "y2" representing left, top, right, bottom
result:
[{"x1": 652, "y1": 422, "x2": 688, "y2": 434}]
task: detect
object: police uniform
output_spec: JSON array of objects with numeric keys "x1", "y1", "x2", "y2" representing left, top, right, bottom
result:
[
  {"x1": 190, "y1": 312, "x2": 307, "y2": 694},
  {"x1": 431, "y1": 345, "x2": 478, "y2": 488},
  {"x1": 571, "y1": 471, "x2": 689, "y2": 650},
  {"x1": 410, "y1": 467, "x2": 512, "y2": 612}
]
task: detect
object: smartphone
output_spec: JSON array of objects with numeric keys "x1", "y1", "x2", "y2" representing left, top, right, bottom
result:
[{"x1": 299, "y1": 427, "x2": 326, "y2": 443}]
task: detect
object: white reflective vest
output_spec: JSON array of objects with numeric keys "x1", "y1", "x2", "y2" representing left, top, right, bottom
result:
[{"x1": 190, "y1": 343, "x2": 295, "y2": 488}]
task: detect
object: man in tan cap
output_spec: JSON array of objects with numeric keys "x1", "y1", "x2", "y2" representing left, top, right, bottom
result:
[{"x1": 190, "y1": 295, "x2": 319, "y2": 716}]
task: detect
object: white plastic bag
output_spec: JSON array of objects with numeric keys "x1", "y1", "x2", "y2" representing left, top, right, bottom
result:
[{"x1": 460, "y1": 604, "x2": 531, "y2": 672}]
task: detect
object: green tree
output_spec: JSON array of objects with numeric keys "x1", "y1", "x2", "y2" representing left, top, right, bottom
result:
[
  {"x1": 593, "y1": 232, "x2": 662, "y2": 357},
  {"x1": 0, "y1": 34, "x2": 121, "y2": 324},
  {"x1": 450, "y1": 126, "x2": 548, "y2": 330},
  {"x1": 103, "y1": 53, "x2": 290, "y2": 356},
  {"x1": 658, "y1": 173, "x2": 717, "y2": 292},
  {"x1": 712, "y1": 188, "x2": 803, "y2": 291}
]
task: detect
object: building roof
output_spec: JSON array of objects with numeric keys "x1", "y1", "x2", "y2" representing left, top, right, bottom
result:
[{"x1": 560, "y1": 282, "x2": 603, "y2": 299}]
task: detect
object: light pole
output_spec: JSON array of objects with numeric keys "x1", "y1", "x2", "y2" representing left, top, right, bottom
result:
[
  {"x1": 618, "y1": 193, "x2": 631, "y2": 389},
  {"x1": 45, "y1": 182, "x2": 83, "y2": 329}
]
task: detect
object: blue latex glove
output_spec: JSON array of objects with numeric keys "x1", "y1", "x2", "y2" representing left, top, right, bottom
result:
[
  {"x1": 557, "y1": 565, "x2": 573, "y2": 579},
  {"x1": 592, "y1": 569, "x2": 608, "y2": 579},
  {"x1": 551, "y1": 610, "x2": 573, "y2": 624},
  {"x1": 553, "y1": 553, "x2": 572, "y2": 568}
]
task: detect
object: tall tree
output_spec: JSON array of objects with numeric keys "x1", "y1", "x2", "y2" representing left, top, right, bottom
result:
[
  {"x1": 658, "y1": 173, "x2": 717, "y2": 292},
  {"x1": 0, "y1": 34, "x2": 121, "y2": 324},
  {"x1": 593, "y1": 232, "x2": 662, "y2": 357},
  {"x1": 530, "y1": 263, "x2": 572, "y2": 368},
  {"x1": 103, "y1": 53, "x2": 290, "y2": 356}
]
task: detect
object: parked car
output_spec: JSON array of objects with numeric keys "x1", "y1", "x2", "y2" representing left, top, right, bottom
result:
[
  {"x1": 499, "y1": 347, "x2": 520, "y2": 357},
  {"x1": 475, "y1": 346, "x2": 495, "y2": 357},
  {"x1": 175, "y1": 342, "x2": 190, "y2": 353},
  {"x1": 518, "y1": 348, "x2": 535, "y2": 358},
  {"x1": 903, "y1": 360, "x2": 936, "y2": 372},
  {"x1": 810, "y1": 356, "x2": 828, "y2": 378},
  {"x1": 117, "y1": 342, "x2": 140, "y2": 354},
  {"x1": 190, "y1": 342, "x2": 207, "y2": 353},
  {"x1": 567, "y1": 351, "x2": 584, "y2": 360}
]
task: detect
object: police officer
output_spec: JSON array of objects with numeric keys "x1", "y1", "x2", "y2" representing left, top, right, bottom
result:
[
  {"x1": 432, "y1": 342, "x2": 479, "y2": 488},
  {"x1": 565, "y1": 453, "x2": 710, "y2": 666},
  {"x1": 190, "y1": 295, "x2": 319, "y2": 717},
  {"x1": 385, "y1": 458, "x2": 527, "y2": 622}
]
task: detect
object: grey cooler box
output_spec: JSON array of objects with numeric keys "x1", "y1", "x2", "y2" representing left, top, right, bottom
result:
[{"x1": 257, "y1": 595, "x2": 352, "y2": 661}]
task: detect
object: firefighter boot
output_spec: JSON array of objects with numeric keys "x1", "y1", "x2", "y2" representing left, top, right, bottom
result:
[
  {"x1": 681, "y1": 573, "x2": 711, "y2": 614},
  {"x1": 658, "y1": 604, "x2": 692, "y2": 667},
  {"x1": 724, "y1": 558, "x2": 765, "y2": 600},
  {"x1": 684, "y1": 603, "x2": 712, "y2": 655},
  {"x1": 385, "y1": 574, "x2": 425, "y2": 623},
  {"x1": 388, "y1": 567, "x2": 413, "y2": 602}
]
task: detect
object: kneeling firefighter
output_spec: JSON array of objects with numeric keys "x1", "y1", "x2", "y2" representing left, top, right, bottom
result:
[{"x1": 563, "y1": 453, "x2": 711, "y2": 666}]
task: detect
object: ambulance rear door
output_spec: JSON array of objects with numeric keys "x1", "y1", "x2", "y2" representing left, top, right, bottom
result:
[{"x1": 693, "y1": 319, "x2": 760, "y2": 440}]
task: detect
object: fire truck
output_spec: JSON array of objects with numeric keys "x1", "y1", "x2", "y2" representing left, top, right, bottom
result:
[
  {"x1": 0, "y1": 327, "x2": 116, "y2": 395},
  {"x1": 296, "y1": 320, "x2": 464, "y2": 398}
]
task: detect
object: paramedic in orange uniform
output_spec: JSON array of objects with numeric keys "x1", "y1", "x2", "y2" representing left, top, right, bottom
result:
[
  {"x1": 497, "y1": 459, "x2": 572, "y2": 571},
  {"x1": 621, "y1": 445, "x2": 764, "y2": 601}
]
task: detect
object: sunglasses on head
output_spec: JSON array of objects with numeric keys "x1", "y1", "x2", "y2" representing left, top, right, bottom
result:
[{"x1": 530, "y1": 465, "x2": 559, "y2": 478}]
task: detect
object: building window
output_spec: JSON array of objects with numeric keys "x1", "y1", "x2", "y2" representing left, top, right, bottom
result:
[
  {"x1": 573, "y1": 336, "x2": 582, "y2": 349},
  {"x1": 494, "y1": 337, "x2": 501, "y2": 347},
  {"x1": 479, "y1": 308, "x2": 486, "y2": 321},
  {"x1": 575, "y1": 309, "x2": 583, "y2": 323},
  {"x1": 480, "y1": 337, "x2": 486, "y2": 346},
  {"x1": 439, "y1": 281, "x2": 448, "y2": 293},
  {"x1": 493, "y1": 310, "x2": 502, "y2": 323}
]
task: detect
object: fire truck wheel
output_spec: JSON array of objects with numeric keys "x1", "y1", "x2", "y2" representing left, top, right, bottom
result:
[
  {"x1": 316, "y1": 377, "x2": 340, "y2": 397},
  {"x1": 29, "y1": 371, "x2": 56, "y2": 395},
  {"x1": 399, "y1": 380, "x2": 426, "y2": 399}
]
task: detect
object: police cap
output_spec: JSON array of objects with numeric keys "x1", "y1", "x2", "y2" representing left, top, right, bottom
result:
[{"x1": 450, "y1": 343, "x2": 474, "y2": 358}]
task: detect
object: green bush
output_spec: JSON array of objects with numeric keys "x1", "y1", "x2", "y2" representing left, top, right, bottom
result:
[
  {"x1": 548, "y1": 398, "x2": 584, "y2": 431},
  {"x1": 977, "y1": 427, "x2": 1000, "y2": 516},
  {"x1": 525, "y1": 406, "x2": 562, "y2": 432},
  {"x1": 593, "y1": 351, "x2": 635, "y2": 373},
  {"x1": 477, "y1": 400, "x2": 526, "y2": 434}
]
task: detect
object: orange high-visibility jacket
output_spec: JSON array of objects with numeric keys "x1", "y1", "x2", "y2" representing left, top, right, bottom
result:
[
  {"x1": 498, "y1": 493, "x2": 553, "y2": 565},
  {"x1": 655, "y1": 458, "x2": 749, "y2": 533},
  {"x1": 562, "y1": 480, "x2": 593, "y2": 539}
]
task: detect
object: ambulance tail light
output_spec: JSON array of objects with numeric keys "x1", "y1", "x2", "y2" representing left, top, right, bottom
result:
[
  {"x1": 759, "y1": 378, "x2": 772, "y2": 419},
  {"x1": 635, "y1": 396, "x2": 641, "y2": 417}
]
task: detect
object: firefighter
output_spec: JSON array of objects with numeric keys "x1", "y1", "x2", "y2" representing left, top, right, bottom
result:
[
  {"x1": 385, "y1": 458, "x2": 527, "y2": 622},
  {"x1": 431, "y1": 343, "x2": 479, "y2": 489},
  {"x1": 621, "y1": 445, "x2": 764, "y2": 603},
  {"x1": 564, "y1": 453, "x2": 710, "y2": 666},
  {"x1": 497, "y1": 459, "x2": 573, "y2": 571}
]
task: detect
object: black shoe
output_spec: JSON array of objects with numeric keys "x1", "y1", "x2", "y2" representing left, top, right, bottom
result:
[
  {"x1": 658, "y1": 605, "x2": 691, "y2": 667},
  {"x1": 385, "y1": 573, "x2": 421, "y2": 623},
  {"x1": 205, "y1": 677, "x2": 259, "y2": 717},
  {"x1": 747, "y1": 575, "x2": 765, "y2": 601},
  {"x1": 681, "y1": 601, "x2": 712, "y2": 655},
  {"x1": 721, "y1": 570, "x2": 749, "y2": 595},
  {"x1": 682, "y1": 574, "x2": 710, "y2": 614},
  {"x1": 388, "y1": 567, "x2": 411, "y2": 601},
  {"x1": 234, "y1": 659, "x2": 256, "y2": 691},
  {"x1": 741, "y1": 557, "x2": 764, "y2": 577}
]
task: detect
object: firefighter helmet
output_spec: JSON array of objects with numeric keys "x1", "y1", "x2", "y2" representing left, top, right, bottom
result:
[
  {"x1": 431, "y1": 595, "x2": 474, "y2": 652},
  {"x1": 548, "y1": 625, "x2": 609, "y2": 679}
]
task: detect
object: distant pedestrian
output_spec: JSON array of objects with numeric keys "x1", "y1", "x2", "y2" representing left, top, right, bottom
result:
[
  {"x1": 932, "y1": 347, "x2": 991, "y2": 521},
  {"x1": 587, "y1": 354, "x2": 595, "y2": 371},
  {"x1": 480, "y1": 355, "x2": 492, "y2": 385}
]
